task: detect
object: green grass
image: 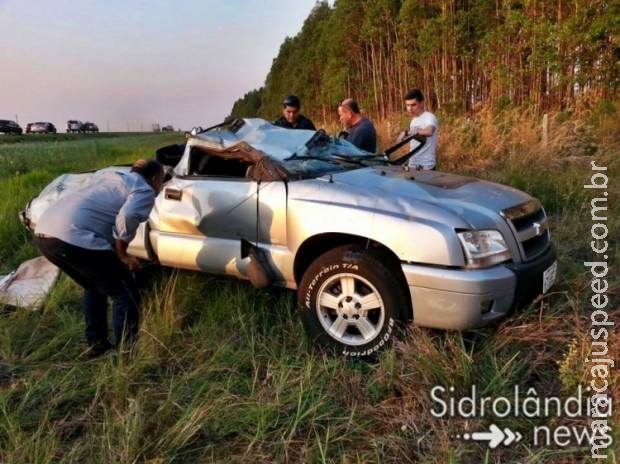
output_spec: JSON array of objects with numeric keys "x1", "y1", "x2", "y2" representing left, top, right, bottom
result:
[
  {"x1": 0, "y1": 131, "x2": 168, "y2": 145},
  {"x1": 0, "y1": 115, "x2": 618, "y2": 463}
]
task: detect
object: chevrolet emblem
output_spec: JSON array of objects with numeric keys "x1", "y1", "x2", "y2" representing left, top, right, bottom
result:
[{"x1": 533, "y1": 222, "x2": 542, "y2": 236}]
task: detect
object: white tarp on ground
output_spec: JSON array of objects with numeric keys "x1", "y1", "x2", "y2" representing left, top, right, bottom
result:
[{"x1": 0, "y1": 256, "x2": 60, "y2": 309}]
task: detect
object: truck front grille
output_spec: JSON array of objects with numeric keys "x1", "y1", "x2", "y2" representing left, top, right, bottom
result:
[{"x1": 501, "y1": 199, "x2": 551, "y2": 262}]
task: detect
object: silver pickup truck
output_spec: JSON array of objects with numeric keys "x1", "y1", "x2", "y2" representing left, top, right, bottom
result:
[{"x1": 21, "y1": 118, "x2": 557, "y2": 358}]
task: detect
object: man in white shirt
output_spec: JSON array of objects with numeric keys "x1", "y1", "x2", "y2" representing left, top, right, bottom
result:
[{"x1": 397, "y1": 89, "x2": 439, "y2": 170}]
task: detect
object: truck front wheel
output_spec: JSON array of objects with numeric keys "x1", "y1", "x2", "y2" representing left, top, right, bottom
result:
[{"x1": 298, "y1": 245, "x2": 408, "y2": 358}]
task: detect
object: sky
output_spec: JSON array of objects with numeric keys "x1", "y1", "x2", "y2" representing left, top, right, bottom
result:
[{"x1": 0, "y1": 0, "x2": 321, "y2": 132}]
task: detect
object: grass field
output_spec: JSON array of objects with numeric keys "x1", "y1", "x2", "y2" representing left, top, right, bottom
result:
[{"x1": 0, "y1": 111, "x2": 618, "y2": 463}]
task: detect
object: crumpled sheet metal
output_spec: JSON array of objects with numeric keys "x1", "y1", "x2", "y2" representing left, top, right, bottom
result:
[{"x1": 0, "y1": 256, "x2": 60, "y2": 310}]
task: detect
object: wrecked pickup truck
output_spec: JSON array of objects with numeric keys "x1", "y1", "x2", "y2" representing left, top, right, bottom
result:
[{"x1": 20, "y1": 118, "x2": 557, "y2": 358}]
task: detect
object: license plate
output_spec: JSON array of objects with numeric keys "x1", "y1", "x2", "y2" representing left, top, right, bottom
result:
[{"x1": 543, "y1": 261, "x2": 557, "y2": 294}]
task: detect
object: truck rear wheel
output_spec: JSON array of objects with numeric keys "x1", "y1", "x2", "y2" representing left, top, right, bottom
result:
[{"x1": 298, "y1": 245, "x2": 407, "y2": 358}]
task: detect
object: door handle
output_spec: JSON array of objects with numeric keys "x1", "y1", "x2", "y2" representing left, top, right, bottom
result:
[{"x1": 164, "y1": 188, "x2": 182, "y2": 201}]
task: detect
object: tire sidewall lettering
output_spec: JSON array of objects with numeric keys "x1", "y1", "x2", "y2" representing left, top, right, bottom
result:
[
  {"x1": 341, "y1": 317, "x2": 395, "y2": 357},
  {"x1": 304, "y1": 262, "x2": 360, "y2": 309}
]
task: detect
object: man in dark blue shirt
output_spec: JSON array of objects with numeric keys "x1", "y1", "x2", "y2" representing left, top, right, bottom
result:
[
  {"x1": 337, "y1": 98, "x2": 377, "y2": 153},
  {"x1": 273, "y1": 95, "x2": 316, "y2": 130}
]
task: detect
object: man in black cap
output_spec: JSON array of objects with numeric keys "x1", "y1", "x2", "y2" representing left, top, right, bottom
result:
[{"x1": 273, "y1": 95, "x2": 316, "y2": 130}]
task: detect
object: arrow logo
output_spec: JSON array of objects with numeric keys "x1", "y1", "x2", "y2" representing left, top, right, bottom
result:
[{"x1": 463, "y1": 424, "x2": 523, "y2": 448}]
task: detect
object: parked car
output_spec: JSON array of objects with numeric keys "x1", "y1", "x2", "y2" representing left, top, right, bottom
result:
[
  {"x1": 80, "y1": 122, "x2": 99, "y2": 133},
  {"x1": 66, "y1": 120, "x2": 82, "y2": 133},
  {"x1": 0, "y1": 119, "x2": 23, "y2": 134},
  {"x1": 25, "y1": 123, "x2": 33, "y2": 134},
  {"x1": 29, "y1": 122, "x2": 57, "y2": 134},
  {"x1": 162, "y1": 125, "x2": 174, "y2": 132},
  {"x1": 20, "y1": 118, "x2": 557, "y2": 358}
]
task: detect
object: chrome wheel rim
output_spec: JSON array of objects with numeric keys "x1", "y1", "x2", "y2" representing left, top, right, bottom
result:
[{"x1": 315, "y1": 273, "x2": 385, "y2": 346}]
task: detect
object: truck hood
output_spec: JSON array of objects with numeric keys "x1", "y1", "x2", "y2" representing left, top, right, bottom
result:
[{"x1": 323, "y1": 166, "x2": 533, "y2": 228}]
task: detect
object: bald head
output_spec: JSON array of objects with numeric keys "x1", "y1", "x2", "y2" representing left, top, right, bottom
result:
[
  {"x1": 131, "y1": 158, "x2": 163, "y2": 178},
  {"x1": 339, "y1": 98, "x2": 361, "y2": 114},
  {"x1": 131, "y1": 158, "x2": 165, "y2": 193},
  {"x1": 338, "y1": 98, "x2": 363, "y2": 128}
]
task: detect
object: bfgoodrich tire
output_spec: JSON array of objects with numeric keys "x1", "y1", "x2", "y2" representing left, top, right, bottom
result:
[{"x1": 298, "y1": 245, "x2": 408, "y2": 358}]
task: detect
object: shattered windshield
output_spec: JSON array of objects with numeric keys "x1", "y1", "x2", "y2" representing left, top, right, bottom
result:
[{"x1": 283, "y1": 130, "x2": 389, "y2": 177}]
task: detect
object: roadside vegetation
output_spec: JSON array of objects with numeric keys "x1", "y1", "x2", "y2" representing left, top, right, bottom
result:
[
  {"x1": 229, "y1": 1, "x2": 618, "y2": 130},
  {"x1": 0, "y1": 104, "x2": 617, "y2": 463}
]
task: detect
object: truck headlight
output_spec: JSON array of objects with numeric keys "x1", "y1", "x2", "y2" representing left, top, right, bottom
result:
[{"x1": 457, "y1": 230, "x2": 511, "y2": 268}]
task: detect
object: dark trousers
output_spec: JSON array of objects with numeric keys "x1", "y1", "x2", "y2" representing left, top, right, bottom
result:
[{"x1": 35, "y1": 236, "x2": 140, "y2": 349}]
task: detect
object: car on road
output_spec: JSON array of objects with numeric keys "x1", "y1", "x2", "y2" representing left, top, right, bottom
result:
[
  {"x1": 80, "y1": 122, "x2": 99, "y2": 133},
  {"x1": 20, "y1": 118, "x2": 557, "y2": 358},
  {"x1": 0, "y1": 119, "x2": 23, "y2": 134},
  {"x1": 66, "y1": 120, "x2": 82, "y2": 133},
  {"x1": 29, "y1": 122, "x2": 57, "y2": 134}
]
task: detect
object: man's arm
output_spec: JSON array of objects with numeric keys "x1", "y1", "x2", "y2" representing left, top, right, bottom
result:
[
  {"x1": 415, "y1": 124, "x2": 436, "y2": 137},
  {"x1": 397, "y1": 123, "x2": 435, "y2": 143},
  {"x1": 115, "y1": 239, "x2": 141, "y2": 271}
]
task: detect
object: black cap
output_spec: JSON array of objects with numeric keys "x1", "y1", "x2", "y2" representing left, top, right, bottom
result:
[{"x1": 282, "y1": 95, "x2": 301, "y2": 109}]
